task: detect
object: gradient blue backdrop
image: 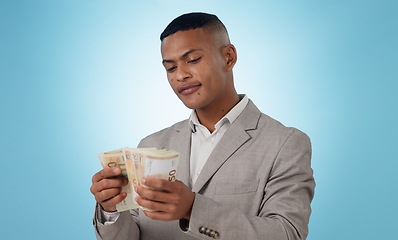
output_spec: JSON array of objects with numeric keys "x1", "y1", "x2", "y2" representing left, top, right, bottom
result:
[{"x1": 1, "y1": 1, "x2": 397, "y2": 239}]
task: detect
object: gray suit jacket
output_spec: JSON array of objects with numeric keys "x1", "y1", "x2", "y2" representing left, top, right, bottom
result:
[{"x1": 93, "y1": 100, "x2": 315, "y2": 240}]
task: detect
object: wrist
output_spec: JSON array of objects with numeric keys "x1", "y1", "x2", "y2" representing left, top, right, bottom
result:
[
  {"x1": 99, "y1": 203, "x2": 117, "y2": 213},
  {"x1": 183, "y1": 192, "x2": 195, "y2": 220}
]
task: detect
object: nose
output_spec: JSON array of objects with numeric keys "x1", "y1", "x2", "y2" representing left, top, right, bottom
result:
[{"x1": 176, "y1": 66, "x2": 191, "y2": 82}]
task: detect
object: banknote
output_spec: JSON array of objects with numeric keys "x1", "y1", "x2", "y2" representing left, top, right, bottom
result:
[
  {"x1": 122, "y1": 148, "x2": 156, "y2": 205},
  {"x1": 140, "y1": 150, "x2": 179, "y2": 190},
  {"x1": 98, "y1": 147, "x2": 180, "y2": 212},
  {"x1": 98, "y1": 149, "x2": 139, "y2": 212}
]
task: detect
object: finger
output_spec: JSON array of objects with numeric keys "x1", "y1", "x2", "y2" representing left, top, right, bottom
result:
[
  {"x1": 143, "y1": 210, "x2": 174, "y2": 221},
  {"x1": 96, "y1": 187, "x2": 123, "y2": 203},
  {"x1": 136, "y1": 195, "x2": 174, "y2": 213},
  {"x1": 136, "y1": 186, "x2": 170, "y2": 202},
  {"x1": 92, "y1": 167, "x2": 122, "y2": 183},
  {"x1": 142, "y1": 177, "x2": 176, "y2": 192},
  {"x1": 92, "y1": 177, "x2": 128, "y2": 194},
  {"x1": 100, "y1": 192, "x2": 127, "y2": 212}
]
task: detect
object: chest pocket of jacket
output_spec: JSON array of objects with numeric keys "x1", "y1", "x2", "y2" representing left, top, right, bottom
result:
[{"x1": 215, "y1": 179, "x2": 259, "y2": 195}]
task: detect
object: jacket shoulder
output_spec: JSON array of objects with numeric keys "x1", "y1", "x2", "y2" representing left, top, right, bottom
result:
[
  {"x1": 253, "y1": 110, "x2": 311, "y2": 151},
  {"x1": 138, "y1": 119, "x2": 189, "y2": 148}
]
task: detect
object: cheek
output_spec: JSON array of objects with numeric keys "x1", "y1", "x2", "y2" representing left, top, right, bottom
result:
[
  {"x1": 168, "y1": 79, "x2": 178, "y2": 92},
  {"x1": 166, "y1": 74, "x2": 173, "y2": 84},
  {"x1": 201, "y1": 67, "x2": 219, "y2": 87}
]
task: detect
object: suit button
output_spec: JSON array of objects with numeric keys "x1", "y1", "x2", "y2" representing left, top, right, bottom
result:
[
  {"x1": 210, "y1": 230, "x2": 215, "y2": 237},
  {"x1": 205, "y1": 228, "x2": 211, "y2": 236},
  {"x1": 199, "y1": 226, "x2": 206, "y2": 234},
  {"x1": 214, "y1": 231, "x2": 220, "y2": 239}
]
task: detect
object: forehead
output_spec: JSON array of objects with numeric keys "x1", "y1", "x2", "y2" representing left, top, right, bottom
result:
[{"x1": 161, "y1": 28, "x2": 214, "y2": 59}]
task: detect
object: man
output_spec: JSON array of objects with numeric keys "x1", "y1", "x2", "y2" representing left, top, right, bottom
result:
[{"x1": 91, "y1": 12, "x2": 315, "y2": 240}]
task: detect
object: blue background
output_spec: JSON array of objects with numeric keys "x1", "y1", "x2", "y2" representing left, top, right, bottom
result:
[{"x1": 1, "y1": 1, "x2": 397, "y2": 239}]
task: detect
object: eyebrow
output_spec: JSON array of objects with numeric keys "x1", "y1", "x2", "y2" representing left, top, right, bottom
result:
[{"x1": 162, "y1": 49, "x2": 203, "y2": 64}]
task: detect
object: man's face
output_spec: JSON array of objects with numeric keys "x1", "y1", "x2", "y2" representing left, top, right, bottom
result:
[{"x1": 161, "y1": 28, "x2": 231, "y2": 110}]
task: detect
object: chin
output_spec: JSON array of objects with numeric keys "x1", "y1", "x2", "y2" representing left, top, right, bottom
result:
[
  {"x1": 182, "y1": 102, "x2": 199, "y2": 110},
  {"x1": 177, "y1": 95, "x2": 200, "y2": 109},
  {"x1": 180, "y1": 99, "x2": 204, "y2": 110}
]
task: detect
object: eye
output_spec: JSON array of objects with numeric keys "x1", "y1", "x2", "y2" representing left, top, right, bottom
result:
[
  {"x1": 188, "y1": 57, "x2": 201, "y2": 64},
  {"x1": 166, "y1": 66, "x2": 176, "y2": 73}
]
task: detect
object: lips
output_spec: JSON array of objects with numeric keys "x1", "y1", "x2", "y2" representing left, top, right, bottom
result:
[{"x1": 178, "y1": 83, "x2": 201, "y2": 95}]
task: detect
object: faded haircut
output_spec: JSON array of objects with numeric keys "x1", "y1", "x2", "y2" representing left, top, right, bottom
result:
[{"x1": 160, "y1": 12, "x2": 228, "y2": 41}]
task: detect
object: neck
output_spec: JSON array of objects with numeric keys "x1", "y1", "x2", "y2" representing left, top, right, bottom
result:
[{"x1": 195, "y1": 92, "x2": 240, "y2": 133}]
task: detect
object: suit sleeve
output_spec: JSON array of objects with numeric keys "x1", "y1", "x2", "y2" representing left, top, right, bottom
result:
[
  {"x1": 92, "y1": 136, "x2": 156, "y2": 239},
  {"x1": 181, "y1": 129, "x2": 315, "y2": 240},
  {"x1": 93, "y1": 203, "x2": 141, "y2": 240}
]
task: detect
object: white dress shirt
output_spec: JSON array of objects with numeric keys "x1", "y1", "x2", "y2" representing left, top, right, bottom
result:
[
  {"x1": 99, "y1": 95, "x2": 249, "y2": 224},
  {"x1": 188, "y1": 95, "x2": 248, "y2": 187}
]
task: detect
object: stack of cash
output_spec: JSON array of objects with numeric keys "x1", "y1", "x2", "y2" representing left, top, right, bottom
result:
[{"x1": 98, "y1": 148, "x2": 180, "y2": 212}]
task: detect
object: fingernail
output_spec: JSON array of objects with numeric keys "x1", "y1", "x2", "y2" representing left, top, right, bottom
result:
[
  {"x1": 113, "y1": 168, "x2": 120, "y2": 174},
  {"x1": 141, "y1": 178, "x2": 147, "y2": 185}
]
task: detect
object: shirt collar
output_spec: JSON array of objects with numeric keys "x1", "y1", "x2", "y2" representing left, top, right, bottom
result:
[{"x1": 189, "y1": 94, "x2": 249, "y2": 132}]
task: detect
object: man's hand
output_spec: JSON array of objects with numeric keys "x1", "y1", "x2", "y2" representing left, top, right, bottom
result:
[
  {"x1": 135, "y1": 178, "x2": 195, "y2": 221},
  {"x1": 90, "y1": 167, "x2": 128, "y2": 212}
]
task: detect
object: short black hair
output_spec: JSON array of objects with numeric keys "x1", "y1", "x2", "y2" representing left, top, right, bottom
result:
[{"x1": 160, "y1": 12, "x2": 228, "y2": 41}]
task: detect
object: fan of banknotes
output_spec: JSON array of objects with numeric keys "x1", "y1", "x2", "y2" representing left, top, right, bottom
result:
[{"x1": 98, "y1": 148, "x2": 180, "y2": 212}]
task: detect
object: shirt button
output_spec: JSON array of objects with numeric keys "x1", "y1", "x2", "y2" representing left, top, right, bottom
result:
[{"x1": 199, "y1": 226, "x2": 206, "y2": 234}]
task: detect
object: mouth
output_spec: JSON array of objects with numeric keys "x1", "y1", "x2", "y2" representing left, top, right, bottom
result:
[{"x1": 178, "y1": 83, "x2": 201, "y2": 95}]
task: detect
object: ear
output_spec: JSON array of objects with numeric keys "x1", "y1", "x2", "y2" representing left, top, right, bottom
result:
[{"x1": 224, "y1": 44, "x2": 237, "y2": 71}]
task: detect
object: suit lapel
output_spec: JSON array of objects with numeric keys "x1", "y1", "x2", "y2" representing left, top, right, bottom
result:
[
  {"x1": 173, "y1": 122, "x2": 192, "y2": 187},
  {"x1": 192, "y1": 100, "x2": 261, "y2": 193}
]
